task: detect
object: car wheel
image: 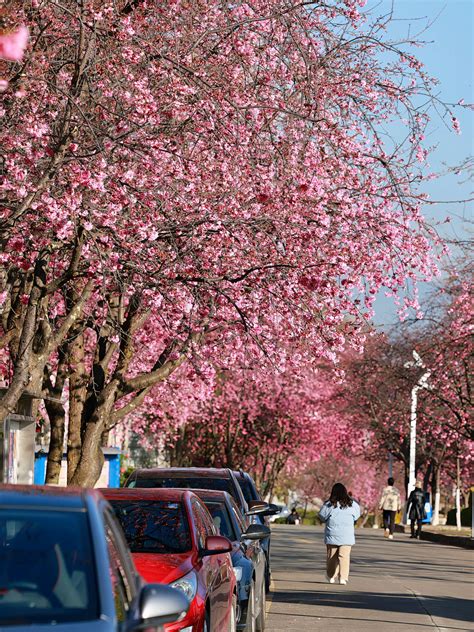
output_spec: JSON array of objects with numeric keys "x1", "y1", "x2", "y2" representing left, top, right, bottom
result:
[
  {"x1": 229, "y1": 593, "x2": 238, "y2": 632},
  {"x1": 265, "y1": 564, "x2": 271, "y2": 592},
  {"x1": 245, "y1": 581, "x2": 256, "y2": 632},
  {"x1": 256, "y1": 581, "x2": 266, "y2": 631}
]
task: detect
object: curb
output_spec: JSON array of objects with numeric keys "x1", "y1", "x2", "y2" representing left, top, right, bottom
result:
[
  {"x1": 420, "y1": 530, "x2": 474, "y2": 549},
  {"x1": 266, "y1": 579, "x2": 275, "y2": 613}
]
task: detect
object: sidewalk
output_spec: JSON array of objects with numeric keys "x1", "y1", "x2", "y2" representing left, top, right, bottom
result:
[
  {"x1": 394, "y1": 523, "x2": 474, "y2": 549},
  {"x1": 422, "y1": 526, "x2": 473, "y2": 549}
]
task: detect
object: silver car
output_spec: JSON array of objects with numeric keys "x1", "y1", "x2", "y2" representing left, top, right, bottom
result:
[{"x1": 0, "y1": 484, "x2": 189, "y2": 631}]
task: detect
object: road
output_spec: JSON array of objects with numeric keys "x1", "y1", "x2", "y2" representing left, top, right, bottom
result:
[{"x1": 266, "y1": 524, "x2": 474, "y2": 632}]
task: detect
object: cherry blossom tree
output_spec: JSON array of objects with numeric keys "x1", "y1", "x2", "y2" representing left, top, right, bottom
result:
[
  {"x1": 131, "y1": 360, "x2": 345, "y2": 498},
  {"x1": 0, "y1": 1, "x2": 463, "y2": 486},
  {"x1": 291, "y1": 455, "x2": 390, "y2": 524},
  {"x1": 342, "y1": 259, "x2": 473, "y2": 522}
]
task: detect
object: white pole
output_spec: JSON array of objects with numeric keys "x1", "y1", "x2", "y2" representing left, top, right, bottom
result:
[
  {"x1": 455, "y1": 456, "x2": 461, "y2": 531},
  {"x1": 432, "y1": 466, "x2": 441, "y2": 526},
  {"x1": 471, "y1": 490, "x2": 473, "y2": 540},
  {"x1": 407, "y1": 384, "x2": 418, "y2": 501},
  {"x1": 404, "y1": 351, "x2": 431, "y2": 525}
]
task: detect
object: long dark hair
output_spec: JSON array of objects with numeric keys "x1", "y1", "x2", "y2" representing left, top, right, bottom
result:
[{"x1": 328, "y1": 483, "x2": 353, "y2": 508}]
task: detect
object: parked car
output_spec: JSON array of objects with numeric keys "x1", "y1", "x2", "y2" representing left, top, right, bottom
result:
[
  {"x1": 125, "y1": 467, "x2": 249, "y2": 517},
  {"x1": 267, "y1": 505, "x2": 290, "y2": 523},
  {"x1": 0, "y1": 484, "x2": 188, "y2": 632},
  {"x1": 193, "y1": 490, "x2": 270, "y2": 632},
  {"x1": 101, "y1": 487, "x2": 237, "y2": 632},
  {"x1": 233, "y1": 471, "x2": 279, "y2": 591}
]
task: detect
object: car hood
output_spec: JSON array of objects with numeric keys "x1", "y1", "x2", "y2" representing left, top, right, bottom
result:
[{"x1": 132, "y1": 551, "x2": 195, "y2": 584}]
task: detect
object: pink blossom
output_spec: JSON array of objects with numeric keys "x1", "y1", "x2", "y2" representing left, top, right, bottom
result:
[{"x1": 0, "y1": 26, "x2": 29, "y2": 62}]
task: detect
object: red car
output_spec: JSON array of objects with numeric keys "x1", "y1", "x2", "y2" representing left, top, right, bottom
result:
[{"x1": 101, "y1": 488, "x2": 237, "y2": 632}]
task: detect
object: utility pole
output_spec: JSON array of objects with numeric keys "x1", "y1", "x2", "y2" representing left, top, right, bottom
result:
[{"x1": 404, "y1": 351, "x2": 431, "y2": 507}]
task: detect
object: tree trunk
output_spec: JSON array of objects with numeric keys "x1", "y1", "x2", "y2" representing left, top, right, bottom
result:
[
  {"x1": 67, "y1": 333, "x2": 88, "y2": 483},
  {"x1": 0, "y1": 261, "x2": 46, "y2": 423},
  {"x1": 360, "y1": 510, "x2": 371, "y2": 528},
  {"x1": 431, "y1": 463, "x2": 441, "y2": 527},
  {"x1": 462, "y1": 490, "x2": 470, "y2": 508},
  {"x1": 45, "y1": 403, "x2": 65, "y2": 484},
  {"x1": 69, "y1": 384, "x2": 117, "y2": 487},
  {"x1": 68, "y1": 414, "x2": 105, "y2": 487},
  {"x1": 43, "y1": 347, "x2": 69, "y2": 484},
  {"x1": 423, "y1": 461, "x2": 432, "y2": 492}
]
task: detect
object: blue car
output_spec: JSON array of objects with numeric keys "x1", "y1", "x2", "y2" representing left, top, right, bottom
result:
[
  {"x1": 0, "y1": 484, "x2": 189, "y2": 632},
  {"x1": 194, "y1": 490, "x2": 270, "y2": 632}
]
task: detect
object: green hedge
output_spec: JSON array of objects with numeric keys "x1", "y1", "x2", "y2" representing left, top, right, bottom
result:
[
  {"x1": 446, "y1": 506, "x2": 472, "y2": 527},
  {"x1": 274, "y1": 510, "x2": 323, "y2": 525}
]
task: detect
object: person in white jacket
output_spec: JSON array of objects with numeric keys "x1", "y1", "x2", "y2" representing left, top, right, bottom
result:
[{"x1": 379, "y1": 477, "x2": 402, "y2": 539}]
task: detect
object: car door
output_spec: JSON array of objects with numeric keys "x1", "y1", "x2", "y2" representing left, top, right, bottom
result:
[
  {"x1": 230, "y1": 499, "x2": 265, "y2": 610},
  {"x1": 191, "y1": 499, "x2": 217, "y2": 625},
  {"x1": 192, "y1": 499, "x2": 229, "y2": 631}
]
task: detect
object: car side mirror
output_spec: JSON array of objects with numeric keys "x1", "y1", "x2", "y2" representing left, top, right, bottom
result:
[
  {"x1": 241, "y1": 524, "x2": 271, "y2": 541},
  {"x1": 261, "y1": 503, "x2": 280, "y2": 516},
  {"x1": 129, "y1": 584, "x2": 189, "y2": 631},
  {"x1": 246, "y1": 501, "x2": 269, "y2": 516},
  {"x1": 200, "y1": 535, "x2": 233, "y2": 557}
]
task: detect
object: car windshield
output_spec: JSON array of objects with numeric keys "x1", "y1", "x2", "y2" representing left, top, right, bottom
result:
[
  {"x1": 0, "y1": 508, "x2": 99, "y2": 625},
  {"x1": 131, "y1": 476, "x2": 235, "y2": 497},
  {"x1": 110, "y1": 500, "x2": 192, "y2": 554},
  {"x1": 203, "y1": 501, "x2": 237, "y2": 541}
]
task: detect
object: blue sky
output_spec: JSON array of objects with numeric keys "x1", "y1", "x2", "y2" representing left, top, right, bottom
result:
[{"x1": 366, "y1": 0, "x2": 473, "y2": 326}]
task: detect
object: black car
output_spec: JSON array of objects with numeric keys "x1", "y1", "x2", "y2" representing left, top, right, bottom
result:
[
  {"x1": 193, "y1": 490, "x2": 269, "y2": 632},
  {"x1": 126, "y1": 467, "x2": 249, "y2": 517},
  {"x1": 0, "y1": 484, "x2": 188, "y2": 632},
  {"x1": 234, "y1": 471, "x2": 278, "y2": 591}
]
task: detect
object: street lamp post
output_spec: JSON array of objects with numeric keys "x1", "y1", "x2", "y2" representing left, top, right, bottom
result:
[{"x1": 404, "y1": 351, "x2": 431, "y2": 503}]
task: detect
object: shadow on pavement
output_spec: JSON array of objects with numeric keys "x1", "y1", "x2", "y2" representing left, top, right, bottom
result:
[
  {"x1": 270, "y1": 589, "x2": 474, "y2": 624},
  {"x1": 267, "y1": 609, "x2": 472, "y2": 630}
]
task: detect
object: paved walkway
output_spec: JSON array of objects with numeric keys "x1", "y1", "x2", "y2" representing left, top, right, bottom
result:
[{"x1": 266, "y1": 524, "x2": 474, "y2": 631}]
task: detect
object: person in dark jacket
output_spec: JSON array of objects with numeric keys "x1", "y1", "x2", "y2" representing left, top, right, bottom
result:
[
  {"x1": 286, "y1": 507, "x2": 300, "y2": 525},
  {"x1": 407, "y1": 481, "x2": 426, "y2": 539}
]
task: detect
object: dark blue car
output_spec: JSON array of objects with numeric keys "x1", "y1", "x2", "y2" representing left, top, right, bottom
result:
[
  {"x1": 234, "y1": 471, "x2": 279, "y2": 591},
  {"x1": 193, "y1": 490, "x2": 270, "y2": 632}
]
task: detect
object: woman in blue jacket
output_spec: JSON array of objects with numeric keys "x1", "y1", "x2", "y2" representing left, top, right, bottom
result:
[{"x1": 319, "y1": 483, "x2": 360, "y2": 585}]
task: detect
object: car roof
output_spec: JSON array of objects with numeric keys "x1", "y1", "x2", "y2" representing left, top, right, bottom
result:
[
  {"x1": 233, "y1": 470, "x2": 249, "y2": 480},
  {"x1": 132, "y1": 467, "x2": 233, "y2": 479},
  {"x1": 189, "y1": 489, "x2": 234, "y2": 502},
  {"x1": 99, "y1": 487, "x2": 195, "y2": 502},
  {"x1": 0, "y1": 484, "x2": 95, "y2": 509}
]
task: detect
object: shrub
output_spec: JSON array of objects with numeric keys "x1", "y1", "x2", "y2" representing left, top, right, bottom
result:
[{"x1": 446, "y1": 506, "x2": 472, "y2": 527}]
